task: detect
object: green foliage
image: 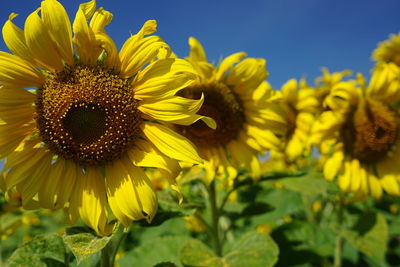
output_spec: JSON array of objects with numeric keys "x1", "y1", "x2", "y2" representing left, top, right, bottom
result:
[
  {"x1": 279, "y1": 172, "x2": 330, "y2": 196},
  {"x1": 344, "y1": 212, "x2": 389, "y2": 261},
  {"x1": 119, "y1": 236, "x2": 193, "y2": 267},
  {"x1": 7, "y1": 233, "x2": 67, "y2": 267},
  {"x1": 180, "y1": 239, "x2": 224, "y2": 267},
  {"x1": 62, "y1": 227, "x2": 112, "y2": 264},
  {"x1": 1, "y1": 169, "x2": 399, "y2": 267},
  {"x1": 180, "y1": 232, "x2": 279, "y2": 267}
]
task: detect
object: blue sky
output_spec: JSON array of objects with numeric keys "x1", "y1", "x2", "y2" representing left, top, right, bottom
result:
[{"x1": 0, "y1": 0, "x2": 399, "y2": 88}]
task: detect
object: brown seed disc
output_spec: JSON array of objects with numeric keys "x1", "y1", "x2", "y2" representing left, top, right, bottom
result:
[
  {"x1": 342, "y1": 99, "x2": 398, "y2": 164},
  {"x1": 35, "y1": 65, "x2": 142, "y2": 166},
  {"x1": 177, "y1": 82, "x2": 245, "y2": 148}
]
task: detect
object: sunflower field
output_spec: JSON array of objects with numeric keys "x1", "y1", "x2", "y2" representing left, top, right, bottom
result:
[{"x1": 0, "y1": 0, "x2": 399, "y2": 266}]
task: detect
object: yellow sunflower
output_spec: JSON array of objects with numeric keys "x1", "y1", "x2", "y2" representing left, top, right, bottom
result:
[
  {"x1": 312, "y1": 72, "x2": 400, "y2": 199},
  {"x1": 312, "y1": 68, "x2": 354, "y2": 157},
  {"x1": 265, "y1": 79, "x2": 318, "y2": 171},
  {"x1": 0, "y1": 0, "x2": 215, "y2": 235},
  {"x1": 175, "y1": 37, "x2": 285, "y2": 183},
  {"x1": 370, "y1": 33, "x2": 400, "y2": 103},
  {"x1": 314, "y1": 67, "x2": 352, "y2": 109},
  {"x1": 372, "y1": 33, "x2": 400, "y2": 66}
]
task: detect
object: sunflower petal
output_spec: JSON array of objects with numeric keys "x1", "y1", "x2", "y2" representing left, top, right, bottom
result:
[
  {"x1": 227, "y1": 140, "x2": 260, "y2": 179},
  {"x1": 70, "y1": 167, "x2": 112, "y2": 236},
  {"x1": 80, "y1": 0, "x2": 96, "y2": 19},
  {"x1": 120, "y1": 36, "x2": 167, "y2": 78},
  {"x1": 142, "y1": 121, "x2": 202, "y2": 164},
  {"x1": 89, "y1": 7, "x2": 112, "y2": 33},
  {"x1": 24, "y1": 9, "x2": 64, "y2": 71},
  {"x1": 4, "y1": 146, "x2": 49, "y2": 190},
  {"x1": 133, "y1": 58, "x2": 196, "y2": 99},
  {"x1": 226, "y1": 58, "x2": 268, "y2": 91},
  {"x1": 72, "y1": 6, "x2": 100, "y2": 64},
  {"x1": 106, "y1": 158, "x2": 157, "y2": 227},
  {"x1": 338, "y1": 160, "x2": 351, "y2": 191},
  {"x1": 368, "y1": 174, "x2": 383, "y2": 199},
  {"x1": 2, "y1": 13, "x2": 34, "y2": 61},
  {"x1": 215, "y1": 52, "x2": 247, "y2": 81},
  {"x1": 119, "y1": 20, "x2": 157, "y2": 62},
  {"x1": 128, "y1": 139, "x2": 182, "y2": 202},
  {"x1": 188, "y1": 37, "x2": 207, "y2": 62},
  {"x1": 0, "y1": 123, "x2": 35, "y2": 158},
  {"x1": 17, "y1": 152, "x2": 53, "y2": 207},
  {"x1": 41, "y1": 0, "x2": 74, "y2": 65},
  {"x1": 323, "y1": 150, "x2": 344, "y2": 182},
  {"x1": 0, "y1": 104, "x2": 34, "y2": 124},
  {"x1": 0, "y1": 52, "x2": 45, "y2": 87},
  {"x1": 38, "y1": 159, "x2": 77, "y2": 209},
  {"x1": 0, "y1": 86, "x2": 36, "y2": 106},
  {"x1": 94, "y1": 32, "x2": 120, "y2": 67},
  {"x1": 139, "y1": 94, "x2": 216, "y2": 128}
]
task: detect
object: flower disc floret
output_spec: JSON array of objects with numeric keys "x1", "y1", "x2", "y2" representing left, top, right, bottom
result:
[
  {"x1": 36, "y1": 65, "x2": 142, "y2": 166},
  {"x1": 178, "y1": 82, "x2": 245, "y2": 147}
]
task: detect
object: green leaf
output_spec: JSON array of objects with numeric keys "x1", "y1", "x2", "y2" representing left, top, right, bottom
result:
[
  {"x1": 0, "y1": 213, "x2": 22, "y2": 233},
  {"x1": 62, "y1": 231, "x2": 112, "y2": 264},
  {"x1": 279, "y1": 172, "x2": 329, "y2": 196},
  {"x1": 153, "y1": 262, "x2": 178, "y2": 267},
  {"x1": 180, "y1": 232, "x2": 279, "y2": 267},
  {"x1": 224, "y1": 232, "x2": 279, "y2": 267},
  {"x1": 7, "y1": 233, "x2": 67, "y2": 267},
  {"x1": 275, "y1": 221, "x2": 336, "y2": 258},
  {"x1": 119, "y1": 235, "x2": 194, "y2": 267},
  {"x1": 240, "y1": 202, "x2": 274, "y2": 217},
  {"x1": 252, "y1": 188, "x2": 304, "y2": 224},
  {"x1": 343, "y1": 212, "x2": 388, "y2": 260},
  {"x1": 180, "y1": 239, "x2": 224, "y2": 267}
]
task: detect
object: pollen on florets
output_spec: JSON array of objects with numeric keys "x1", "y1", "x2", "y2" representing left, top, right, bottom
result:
[
  {"x1": 177, "y1": 82, "x2": 245, "y2": 147},
  {"x1": 342, "y1": 99, "x2": 398, "y2": 164},
  {"x1": 35, "y1": 64, "x2": 142, "y2": 166}
]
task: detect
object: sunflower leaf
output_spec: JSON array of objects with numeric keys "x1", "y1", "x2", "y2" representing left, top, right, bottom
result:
[
  {"x1": 223, "y1": 232, "x2": 279, "y2": 267},
  {"x1": 119, "y1": 235, "x2": 194, "y2": 267},
  {"x1": 62, "y1": 231, "x2": 112, "y2": 264},
  {"x1": 279, "y1": 172, "x2": 330, "y2": 196},
  {"x1": 343, "y1": 212, "x2": 388, "y2": 261},
  {"x1": 7, "y1": 233, "x2": 67, "y2": 267},
  {"x1": 179, "y1": 239, "x2": 223, "y2": 267}
]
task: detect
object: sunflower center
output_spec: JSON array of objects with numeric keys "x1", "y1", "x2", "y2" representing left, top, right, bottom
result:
[
  {"x1": 285, "y1": 104, "x2": 297, "y2": 141},
  {"x1": 63, "y1": 104, "x2": 107, "y2": 143},
  {"x1": 177, "y1": 82, "x2": 245, "y2": 147},
  {"x1": 35, "y1": 65, "x2": 142, "y2": 166},
  {"x1": 342, "y1": 99, "x2": 398, "y2": 164}
]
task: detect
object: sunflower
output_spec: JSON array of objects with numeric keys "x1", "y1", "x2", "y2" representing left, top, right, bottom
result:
[
  {"x1": 372, "y1": 33, "x2": 400, "y2": 66},
  {"x1": 312, "y1": 71, "x2": 400, "y2": 199},
  {"x1": 314, "y1": 68, "x2": 352, "y2": 109},
  {"x1": 312, "y1": 68, "x2": 353, "y2": 156},
  {"x1": 175, "y1": 37, "x2": 285, "y2": 183},
  {"x1": 0, "y1": 0, "x2": 215, "y2": 235},
  {"x1": 370, "y1": 33, "x2": 400, "y2": 104},
  {"x1": 265, "y1": 79, "x2": 318, "y2": 171}
]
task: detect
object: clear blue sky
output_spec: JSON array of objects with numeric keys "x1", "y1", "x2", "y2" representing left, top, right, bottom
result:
[{"x1": 0, "y1": 0, "x2": 399, "y2": 88}]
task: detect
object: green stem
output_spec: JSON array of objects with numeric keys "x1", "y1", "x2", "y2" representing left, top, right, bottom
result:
[
  {"x1": 100, "y1": 227, "x2": 128, "y2": 267},
  {"x1": 334, "y1": 195, "x2": 344, "y2": 267},
  {"x1": 301, "y1": 195, "x2": 315, "y2": 224},
  {"x1": 209, "y1": 180, "x2": 222, "y2": 256},
  {"x1": 100, "y1": 241, "x2": 113, "y2": 267}
]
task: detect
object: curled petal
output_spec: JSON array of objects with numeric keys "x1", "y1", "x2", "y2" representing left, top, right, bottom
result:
[
  {"x1": 138, "y1": 94, "x2": 216, "y2": 128},
  {"x1": 142, "y1": 121, "x2": 202, "y2": 164}
]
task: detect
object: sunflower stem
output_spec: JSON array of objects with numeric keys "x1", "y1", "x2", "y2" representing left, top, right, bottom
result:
[
  {"x1": 334, "y1": 194, "x2": 345, "y2": 267},
  {"x1": 209, "y1": 180, "x2": 222, "y2": 257},
  {"x1": 100, "y1": 226, "x2": 128, "y2": 267}
]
